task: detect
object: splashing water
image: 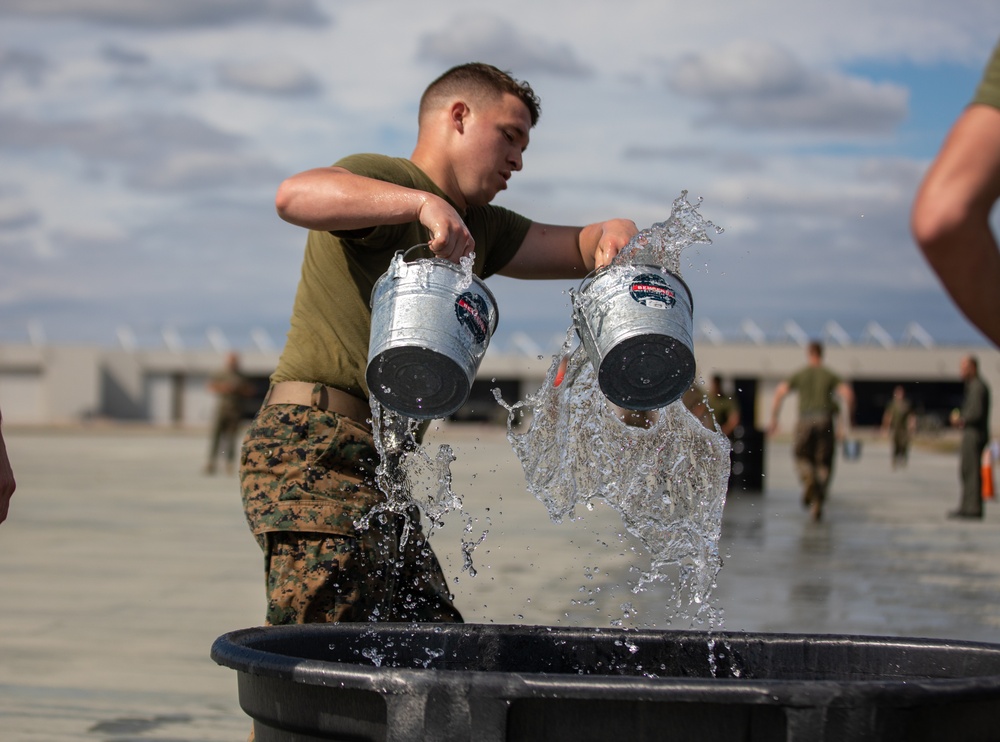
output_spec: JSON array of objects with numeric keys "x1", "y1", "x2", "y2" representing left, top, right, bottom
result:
[
  {"x1": 359, "y1": 198, "x2": 730, "y2": 629},
  {"x1": 613, "y1": 191, "x2": 718, "y2": 272},
  {"x1": 386, "y1": 245, "x2": 477, "y2": 290},
  {"x1": 359, "y1": 402, "x2": 484, "y2": 562},
  {"x1": 496, "y1": 192, "x2": 730, "y2": 628},
  {"x1": 359, "y1": 247, "x2": 487, "y2": 568}
]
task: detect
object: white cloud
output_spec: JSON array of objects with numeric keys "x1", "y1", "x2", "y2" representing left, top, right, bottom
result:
[
  {"x1": 0, "y1": 0, "x2": 328, "y2": 28},
  {"x1": 417, "y1": 14, "x2": 593, "y2": 77},
  {"x1": 0, "y1": 47, "x2": 48, "y2": 85},
  {"x1": 100, "y1": 43, "x2": 149, "y2": 67},
  {"x1": 669, "y1": 42, "x2": 809, "y2": 98},
  {"x1": 0, "y1": 1, "x2": 997, "y2": 347},
  {"x1": 667, "y1": 40, "x2": 908, "y2": 134},
  {"x1": 0, "y1": 111, "x2": 281, "y2": 191},
  {"x1": 0, "y1": 112, "x2": 230, "y2": 156},
  {"x1": 127, "y1": 150, "x2": 283, "y2": 191},
  {"x1": 0, "y1": 200, "x2": 40, "y2": 231},
  {"x1": 216, "y1": 58, "x2": 321, "y2": 97},
  {"x1": 622, "y1": 146, "x2": 765, "y2": 173}
]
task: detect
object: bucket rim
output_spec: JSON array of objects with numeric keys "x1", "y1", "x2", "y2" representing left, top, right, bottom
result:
[
  {"x1": 211, "y1": 623, "x2": 1000, "y2": 703},
  {"x1": 369, "y1": 245, "x2": 500, "y2": 331}
]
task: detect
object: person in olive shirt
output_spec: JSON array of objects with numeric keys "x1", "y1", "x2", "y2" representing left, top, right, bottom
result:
[
  {"x1": 912, "y1": 38, "x2": 1000, "y2": 347},
  {"x1": 707, "y1": 374, "x2": 741, "y2": 439},
  {"x1": 240, "y1": 63, "x2": 637, "y2": 626},
  {"x1": 767, "y1": 341, "x2": 855, "y2": 522},
  {"x1": 881, "y1": 385, "x2": 915, "y2": 470},
  {"x1": 949, "y1": 355, "x2": 991, "y2": 519},
  {"x1": 204, "y1": 351, "x2": 252, "y2": 476}
]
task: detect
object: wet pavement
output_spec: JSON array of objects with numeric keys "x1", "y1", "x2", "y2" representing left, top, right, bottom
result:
[{"x1": 1, "y1": 422, "x2": 998, "y2": 740}]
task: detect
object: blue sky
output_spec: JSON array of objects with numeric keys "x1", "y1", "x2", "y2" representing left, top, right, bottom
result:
[
  {"x1": 848, "y1": 60, "x2": 983, "y2": 157},
  {"x1": 0, "y1": 1, "x2": 998, "y2": 353}
]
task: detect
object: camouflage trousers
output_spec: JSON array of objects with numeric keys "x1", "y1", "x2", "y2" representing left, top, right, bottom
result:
[
  {"x1": 240, "y1": 397, "x2": 462, "y2": 625},
  {"x1": 207, "y1": 409, "x2": 241, "y2": 469},
  {"x1": 792, "y1": 415, "x2": 836, "y2": 506}
]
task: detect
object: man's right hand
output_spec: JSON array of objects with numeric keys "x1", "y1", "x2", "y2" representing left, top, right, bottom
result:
[{"x1": 418, "y1": 196, "x2": 475, "y2": 263}]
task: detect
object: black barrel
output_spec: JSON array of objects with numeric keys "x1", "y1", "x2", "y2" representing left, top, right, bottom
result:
[
  {"x1": 730, "y1": 425, "x2": 765, "y2": 493},
  {"x1": 212, "y1": 623, "x2": 1000, "y2": 742}
]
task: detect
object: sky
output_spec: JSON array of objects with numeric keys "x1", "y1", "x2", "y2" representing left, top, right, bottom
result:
[{"x1": 1, "y1": 0, "x2": 999, "y2": 353}]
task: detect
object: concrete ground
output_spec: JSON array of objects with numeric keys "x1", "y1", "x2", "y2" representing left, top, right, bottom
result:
[{"x1": 1, "y1": 421, "x2": 998, "y2": 740}]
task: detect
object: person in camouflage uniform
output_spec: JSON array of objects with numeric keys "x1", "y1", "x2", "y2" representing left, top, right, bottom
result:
[
  {"x1": 767, "y1": 341, "x2": 855, "y2": 522},
  {"x1": 948, "y1": 355, "x2": 991, "y2": 520},
  {"x1": 242, "y1": 395, "x2": 460, "y2": 622},
  {"x1": 241, "y1": 62, "x2": 637, "y2": 627},
  {"x1": 204, "y1": 351, "x2": 251, "y2": 476},
  {"x1": 881, "y1": 385, "x2": 915, "y2": 470},
  {"x1": 707, "y1": 374, "x2": 741, "y2": 439}
]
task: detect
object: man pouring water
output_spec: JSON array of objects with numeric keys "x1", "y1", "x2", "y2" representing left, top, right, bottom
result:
[{"x1": 240, "y1": 62, "x2": 638, "y2": 626}]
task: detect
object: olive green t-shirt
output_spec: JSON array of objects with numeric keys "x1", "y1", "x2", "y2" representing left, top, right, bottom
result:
[
  {"x1": 787, "y1": 365, "x2": 842, "y2": 418},
  {"x1": 272, "y1": 154, "x2": 532, "y2": 398},
  {"x1": 972, "y1": 40, "x2": 1000, "y2": 110},
  {"x1": 885, "y1": 398, "x2": 912, "y2": 436}
]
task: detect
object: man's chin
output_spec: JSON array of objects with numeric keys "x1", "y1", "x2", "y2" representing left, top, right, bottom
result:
[{"x1": 469, "y1": 192, "x2": 498, "y2": 207}]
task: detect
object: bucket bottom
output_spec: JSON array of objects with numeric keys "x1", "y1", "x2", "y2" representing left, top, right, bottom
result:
[
  {"x1": 367, "y1": 346, "x2": 470, "y2": 419},
  {"x1": 598, "y1": 334, "x2": 695, "y2": 411}
]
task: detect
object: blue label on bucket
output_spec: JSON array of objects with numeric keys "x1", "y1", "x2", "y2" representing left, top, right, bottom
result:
[
  {"x1": 456, "y1": 292, "x2": 490, "y2": 344},
  {"x1": 629, "y1": 273, "x2": 676, "y2": 309}
]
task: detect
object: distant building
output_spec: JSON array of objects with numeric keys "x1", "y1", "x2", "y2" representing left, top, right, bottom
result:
[{"x1": 1, "y1": 339, "x2": 996, "y2": 434}]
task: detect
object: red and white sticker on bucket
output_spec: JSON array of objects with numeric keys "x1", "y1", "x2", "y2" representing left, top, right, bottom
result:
[
  {"x1": 628, "y1": 273, "x2": 676, "y2": 309},
  {"x1": 455, "y1": 292, "x2": 490, "y2": 344}
]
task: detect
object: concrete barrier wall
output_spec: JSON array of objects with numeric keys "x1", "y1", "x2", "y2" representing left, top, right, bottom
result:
[{"x1": 0, "y1": 342, "x2": 997, "y2": 432}]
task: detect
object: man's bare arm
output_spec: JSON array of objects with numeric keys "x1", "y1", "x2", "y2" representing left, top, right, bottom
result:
[
  {"x1": 275, "y1": 167, "x2": 474, "y2": 262},
  {"x1": 912, "y1": 104, "x2": 1000, "y2": 347},
  {"x1": 498, "y1": 218, "x2": 638, "y2": 280}
]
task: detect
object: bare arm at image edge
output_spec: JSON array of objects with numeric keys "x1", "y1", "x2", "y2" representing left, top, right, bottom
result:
[
  {"x1": 0, "y1": 409, "x2": 15, "y2": 524},
  {"x1": 911, "y1": 102, "x2": 1000, "y2": 348}
]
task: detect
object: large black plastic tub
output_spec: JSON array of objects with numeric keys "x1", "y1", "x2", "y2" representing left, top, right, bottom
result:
[{"x1": 211, "y1": 623, "x2": 1000, "y2": 742}]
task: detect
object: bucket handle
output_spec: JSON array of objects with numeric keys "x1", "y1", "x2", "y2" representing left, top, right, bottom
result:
[
  {"x1": 374, "y1": 243, "x2": 501, "y2": 335},
  {"x1": 402, "y1": 243, "x2": 436, "y2": 263},
  {"x1": 570, "y1": 267, "x2": 601, "y2": 305}
]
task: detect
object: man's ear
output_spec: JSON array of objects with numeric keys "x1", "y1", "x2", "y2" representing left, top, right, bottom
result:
[{"x1": 449, "y1": 101, "x2": 469, "y2": 133}]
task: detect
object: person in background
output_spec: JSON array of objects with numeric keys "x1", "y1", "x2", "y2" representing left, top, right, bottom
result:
[
  {"x1": 948, "y1": 355, "x2": 991, "y2": 520},
  {"x1": 240, "y1": 62, "x2": 637, "y2": 628},
  {"x1": 767, "y1": 341, "x2": 855, "y2": 522},
  {"x1": 682, "y1": 381, "x2": 714, "y2": 430},
  {"x1": 911, "y1": 38, "x2": 1000, "y2": 348},
  {"x1": 881, "y1": 385, "x2": 916, "y2": 470},
  {"x1": 204, "y1": 351, "x2": 252, "y2": 476},
  {"x1": 0, "y1": 407, "x2": 14, "y2": 524},
  {"x1": 706, "y1": 374, "x2": 741, "y2": 439}
]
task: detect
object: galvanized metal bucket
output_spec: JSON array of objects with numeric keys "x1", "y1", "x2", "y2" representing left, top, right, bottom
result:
[
  {"x1": 572, "y1": 264, "x2": 695, "y2": 411},
  {"x1": 366, "y1": 245, "x2": 499, "y2": 419}
]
